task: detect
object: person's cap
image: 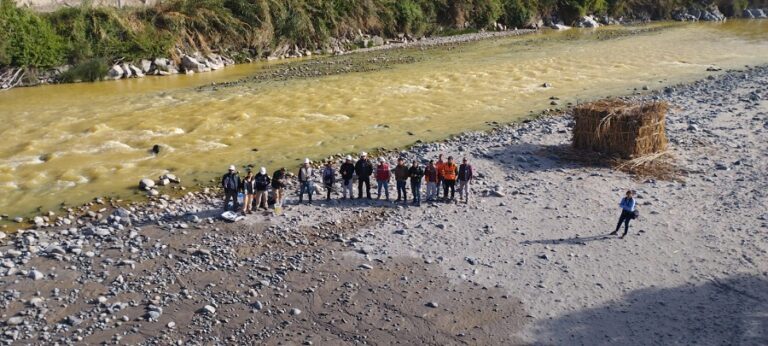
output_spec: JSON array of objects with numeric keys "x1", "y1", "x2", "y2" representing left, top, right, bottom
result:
[
  {"x1": 346, "y1": 155, "x2": 352, "y2": 161},
  {"x1": 360, "y1": 151, "x2": 368, "y2": 157},
  {"x1": 228, "y1": 165, "x2": 236, "y2": 171},
  {"x1": 379, "y1": 157, "x2": 385, "y2": 162},
  {"x1": 304, "y1": 158, "x2": 310, "y2": 164},
  {"x1": 260, "y1": 167, "x2": 266, "y2": 174}
]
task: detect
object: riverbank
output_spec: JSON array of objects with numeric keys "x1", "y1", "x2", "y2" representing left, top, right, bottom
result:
[{"x1": 1, "y1": 65, "x2": 766, "y2": 344}]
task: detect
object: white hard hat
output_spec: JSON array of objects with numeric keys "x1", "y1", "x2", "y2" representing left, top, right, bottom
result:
[
  {"x1": 228, "y1": 165, "x2": 236, "y2": 171},
  {"x1": 379, "y1": 157, "x2": 385, "y2": 162},
  {"x1": 346, "y1": 155, "x2": 352, "y2": 161},
  {"x1": 304, "y1": 158, "x2": 310, "y2": 164},
  {"x1": 260, "y1": 167, "x2": 266, "y2": 174},
  {"x1": 360, "y1": 151, "x2": 367, "y2": 157}
]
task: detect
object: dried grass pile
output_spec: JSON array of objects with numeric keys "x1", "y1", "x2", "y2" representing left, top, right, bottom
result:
[{"x1": 572, "y1": 99, "x2": 668, "y2": 159}]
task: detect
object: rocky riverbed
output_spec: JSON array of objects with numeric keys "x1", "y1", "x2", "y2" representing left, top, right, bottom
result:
[{"x1": 1, "y1": 65, "x2": 767, "y2": 344}]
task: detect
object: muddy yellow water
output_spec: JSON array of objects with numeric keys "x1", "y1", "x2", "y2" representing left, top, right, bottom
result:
[{"x1": 1, "y1": 21, "x2": 767, "y2": 219}]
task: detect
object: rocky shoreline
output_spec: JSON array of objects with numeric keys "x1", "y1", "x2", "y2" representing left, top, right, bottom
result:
[
  {"x1": 5, "y1": 6, "x2": 768, "y2": 90},
  {"x1": 1, "y1": 64, "x2": 766, "y2": 344}
]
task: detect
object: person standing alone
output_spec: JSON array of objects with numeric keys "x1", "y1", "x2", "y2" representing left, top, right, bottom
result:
[
  {"x1": 610, "y1": 190, "x2": 637, "y2": 239},
  {"x1": 222, "y1": 165, "x2": 241, "y2": 211},
  {"x1": 355, "y1": 152, "x2": 373, "y2": 199}
]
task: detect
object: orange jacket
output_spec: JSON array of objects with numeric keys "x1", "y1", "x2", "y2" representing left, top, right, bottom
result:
[
  {"x1": 441, "y1": 162, "x2": 458, "y2": 181},
  {"x1": 435, "y1": 161, "x2": 445, "y2": 179}
]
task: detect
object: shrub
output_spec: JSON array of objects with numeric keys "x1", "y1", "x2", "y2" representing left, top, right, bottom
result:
[
  {"x1": 501, "y1": 0, "x2": 538, "y2": 28},
  {"x1": 471, "y1": 0, "x2": 504, "y2": 28},
  {"x1": 59, "y1": 58, "x2": 109, "y2": 82},
  {"x1": 0, "y1": 0, "x2": 64, "y2": 67}
]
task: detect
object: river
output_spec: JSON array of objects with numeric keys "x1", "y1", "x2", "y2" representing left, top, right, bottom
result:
[{"x1": 1, "y1": 20, "x2": 767, "y2": 221}]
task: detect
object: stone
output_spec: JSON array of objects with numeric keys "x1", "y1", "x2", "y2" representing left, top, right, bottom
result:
[
  {"x1": 161, "y1": 173, "x2": 180, "y2": 183},
  {"x1": 139, "y1": 179, "x2": 155, "y2": 190},
  {"x1": 121, "y1": 63, "x2": 133, "y2": 78},
  {"x1": 128, "y1": 64, "x2": 145, "y2": 78},
  {"x1": 33, "y1": 216, "x2": 45, "y2": 226},
  {"x1": 29, "y1": 270, "x2": 44, "y2": 280},
  {"x1": 108, "y1": 65, "x2": 124, "y2": 80},
  {"x1": 199, "y1": 305, "x2": 216, "y2": 315},
  {"x1": 371, "y1": 36, "x2": 385, "y2": 47},
  {"x1": 66, "y1": 315, "x2": 83, "y2": 326},
  {"x1": 576, "y1": 16, "x2": 600, "y2": 28},
  {"x1": 426, "y1": 301, "x2": 439, "y2": 308},
  {"x1": 359, "y1": 263, "x2": 373, "y2": 270},
  {"x1": 289, "y1": 308, "x2": 302, "y2": 316},
  {"x1": 6, "y1": 316, "x2": 24, "y2": 326},
  {"x1": 181, "y1": 55, "x2": 210, "y2": 73},
  {"x1": 140, "y1": 59, "x2": 153, "y2": 74}
]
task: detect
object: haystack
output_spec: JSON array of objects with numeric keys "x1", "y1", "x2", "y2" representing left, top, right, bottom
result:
[{"x1": 572, "y1": 99, "x2": 668, "y2": 159}]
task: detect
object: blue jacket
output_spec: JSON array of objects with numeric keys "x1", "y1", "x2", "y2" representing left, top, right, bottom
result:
[{"x1": 619, "y1": 197, "x2": 636, "y2": 212}]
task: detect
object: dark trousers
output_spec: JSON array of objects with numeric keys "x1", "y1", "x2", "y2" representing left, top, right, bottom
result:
[
  {"x1": 443, "y1": 179, "x2": 456, "y2": 199},
  {"x1": 223, "y1": 189, "x2": 239, "y2": 211},
  {"x1": 396, "y1": 180, "x2": 407, "y2": 201},
  {"x1": 411, "y1": 181, "x2": 421, "y2": 205},
  {"x1": 325, "y1": 183, "x2": 333, "y2": 200},
  {"x1": 299, "y1": 181, "x2": 312, "y2": 203},
  {"x1": 358, "y1": 177, "x2": 371, "y2": 199},
  {"x1": 614, "y1": 210, "x2": 633, "y2": 236}
]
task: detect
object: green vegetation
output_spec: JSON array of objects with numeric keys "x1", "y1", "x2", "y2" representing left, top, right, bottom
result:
[{"x1": 0, "y1": 0, "x2": 765, "y2": 72}]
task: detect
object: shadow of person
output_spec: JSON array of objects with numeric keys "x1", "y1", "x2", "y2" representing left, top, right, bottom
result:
[
  {"x1": 532, "y1": 274, "x2": 768, "y2": 345},
  {"x1": 520, "y1": 235, "x2": 611, "y2": 246}
]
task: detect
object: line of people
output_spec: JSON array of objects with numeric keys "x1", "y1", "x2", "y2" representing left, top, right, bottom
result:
[{"x1": 221, "y1": 152, "x2": 474, "y2": 213}]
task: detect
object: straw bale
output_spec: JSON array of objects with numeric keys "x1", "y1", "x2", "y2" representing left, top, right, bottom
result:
[{"x1": 572, "y1": 99, "x2": 668, "y2": 159}]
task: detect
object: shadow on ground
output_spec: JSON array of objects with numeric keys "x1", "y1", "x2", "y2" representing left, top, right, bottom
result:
[{"x1": 533, "y1": 274, "x2": 768, "y2": 345}]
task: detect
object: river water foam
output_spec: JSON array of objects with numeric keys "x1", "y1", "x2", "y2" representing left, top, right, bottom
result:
[{"x1": 0, "y1": 21, "x2": 767, "y2": 219}]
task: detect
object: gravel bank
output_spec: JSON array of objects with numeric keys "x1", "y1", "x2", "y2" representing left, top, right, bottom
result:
[{"x1": 1, "y1": 65, "x2": 766, "y2": 344}]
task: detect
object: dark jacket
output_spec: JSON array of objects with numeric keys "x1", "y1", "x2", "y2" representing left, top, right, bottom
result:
[
  {"x1": 221, "y1": 172, "x2": 240, "y2": 192},
  {"x1": 408, "y1": 166, "x2": 424, "y2": 183},
  {"x1": 272, "y1": 170, "x2": 286, "y2": 189},
  {"x1": 355, "y1": 159, "x2": 373, "y2": 178},
  {"x1": 254, "y1": 173, "x2": 271, "y2": 191},
  {"x1": 458, "y1": 163, "x2": 473, "y2": 181},
  {"x1": 424, "y1": 165, "x2": 438, "y2": 183},
  {"x1": 241, "y1": 176, "x2": 256, "y2": 194},
  {"x1": 394, "y1": 164, "x2": 410, "y2": 181},
  {"x1": 323, "y1": 166, "x2": 336, "y2": 185},
  {"x1": 340, "y1": 162, "x2": 355, "y2": 181}
]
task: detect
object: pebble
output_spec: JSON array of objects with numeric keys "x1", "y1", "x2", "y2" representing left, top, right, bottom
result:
[
  {"x1": 289, "y1": 308, "x2": 302, "y2": 316},
  {"x1": 426, "y1": 302, "x2": 439, "y2": 308},
  {"x1": 28, "y1": 270, "x2": 44, "y2": 280}
]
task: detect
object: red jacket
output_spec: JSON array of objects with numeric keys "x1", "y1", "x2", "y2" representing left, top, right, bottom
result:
[{"x1": 376, "y1": 163, "x2": 391, "y2": 181}]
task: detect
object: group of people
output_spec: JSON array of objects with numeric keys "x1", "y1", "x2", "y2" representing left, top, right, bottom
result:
[{"x1": 221, "y1": 152, "x2": 474, "y2": 213}]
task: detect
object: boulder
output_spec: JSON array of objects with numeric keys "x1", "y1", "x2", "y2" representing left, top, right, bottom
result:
[
  {"x1": 753, "y1": 9, "x2": 767, "y2": 18},
  {"x1": 743, "y1": 9, "x2": 755, "y2": 18},
  {"x1": 160, "y1": 173, "x2": 180, "y2": 183},
  {"x1": 550, "y1": 23, "x2": 571, "y2": 30},
  {"x1": 107, "y1": 65, "x2": 124, "y2": 80},
  {"x1": 139, "y1": 178, "x2": 155, "y2": 190},
  {"x1": 181, "y1": 55, "x2": 209, "y2": 73},
  {"x1": 371, "y1": 36, "x2": 385, "y2": 47},
  {"x1": 128, "y1": 64, "x2": 145, "y2": 78},
  {"x1": 153, "y1": 58, "x2": 170, "y2": 71},
  {"x1": 121, "y1": 63, "x2": 133, "y2": 78},
  {"x1": 140, "y1": 59, "x2": 153, "y2": 74},
  {"x1": 576, "y1": 16, "x2": 600, "y2": 28}
]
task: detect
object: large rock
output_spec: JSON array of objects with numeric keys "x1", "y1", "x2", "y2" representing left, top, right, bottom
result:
[
  {"x1": 371, "y1": 36, "x2": 385, "y2": 47},
  {"x1": 139, "y1": 178, "x2": 155, "y2": 190},
  {"x1": 181, "y1": 55, "x2": 209, "y2": 73},
  {"x1": 550, "y1": 23, "x2": 571, "y2": 30},
  {"x1": 107, "y1": 65, "x2": 124, "y2": 80},
  {"x1": 140, "y1": 59, "x2": 153, "y2": 74},
  {"x1": 576, "y1": 15, "x2": 600, "y2": 28},
  {"x1": 121, "y1": 62, "x2": 133, "y2": 78},
  {"x1": 205, "y1": 54, "x2": 224, "y2": 70},
  {"x1": 128, "y1": 64, "x2": 145, "y2": 78},
  {"x1": 153, "y1": 58, "x2": 170, "y2": 71}
]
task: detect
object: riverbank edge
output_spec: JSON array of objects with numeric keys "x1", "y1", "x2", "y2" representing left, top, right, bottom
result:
[{"x1": 2, "y1": 63, "x2": 759, "y2": 234}]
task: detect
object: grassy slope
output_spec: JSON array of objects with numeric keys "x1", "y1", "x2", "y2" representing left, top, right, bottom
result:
[{"x1": 1, "y1": 0, "x2": 767, "y2": 81}]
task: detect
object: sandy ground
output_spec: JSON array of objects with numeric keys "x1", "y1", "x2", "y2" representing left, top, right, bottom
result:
[{"x1": 1, "y1": 66, "x2": 767, "y2": 345}]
